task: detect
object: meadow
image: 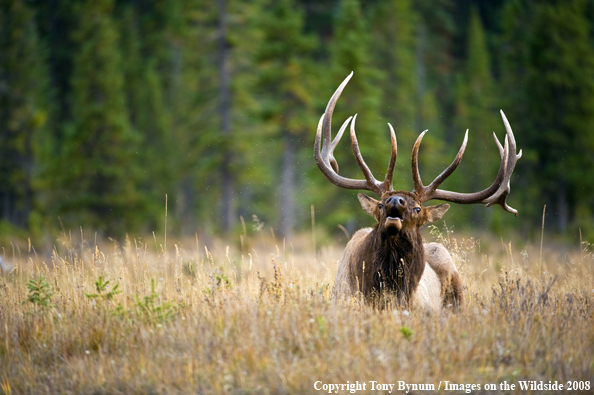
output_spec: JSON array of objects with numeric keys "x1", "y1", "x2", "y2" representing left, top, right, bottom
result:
[{"x1": 0, "y1": 226, "x2": 593, "y2": 394}]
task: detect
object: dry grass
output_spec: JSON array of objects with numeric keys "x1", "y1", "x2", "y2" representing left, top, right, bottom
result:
[{"x1": 0, "y1": 227, "x2": 593, "y2": 394}]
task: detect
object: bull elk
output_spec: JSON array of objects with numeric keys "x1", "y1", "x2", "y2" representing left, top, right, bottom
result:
[{"x1": 315, "y1": 73, "x2": 521, "y2": 310}]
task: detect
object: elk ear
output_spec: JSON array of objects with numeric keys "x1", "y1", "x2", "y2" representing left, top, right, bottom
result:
[
  {"x1": 357, "y1": 193, "x2": 380, "y2": 220},
  {"x1": 425, "y1": 203, "x2": 450, "y2": 224}
]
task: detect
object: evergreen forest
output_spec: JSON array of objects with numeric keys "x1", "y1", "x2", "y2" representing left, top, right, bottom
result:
[{"x1": 2, "y1": 0, "x2": 594, "y2": 246}]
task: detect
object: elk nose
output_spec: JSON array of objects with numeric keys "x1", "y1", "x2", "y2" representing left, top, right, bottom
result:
[{"x1": 388, "y1": 196, "x2": 406, "y2": 207}]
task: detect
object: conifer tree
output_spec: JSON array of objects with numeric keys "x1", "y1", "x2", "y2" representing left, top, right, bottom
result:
[
  {"x1": 0, "y1": 0, "x2": 50, "y2": 228},
  {"x1": 497, "y1": 0, "x2": 536, "y2": 235},
  {"x1": 371, "y1": 0, "x2": 450, "y2": 195},
  {"x1": 214, "y1": 0, "x2": 271, "y2": 234},
  {"x1": 370, "y1": 0, "x2": 417, "y2": 146},
  {"x1": 5, "y1": 0, "x2": 594, "y2": 239},
  {"x1": 30, "y1": 0, "x2": 76, "y2": 129},
  {"x1": 176, "y1": 0, "x2": 224, "y2": 233},
  {"x1": 253, "y1": 0, "x2": 317, "y2": 239},
  {"x1": 451, "y1": 7, "x2": 499, "y2": 227},
  {"x1": 54, "y1": 0, "x2": 145, "y2": 234},
  {"x1": 121, "y1": 0, "x2": 222, "y2": 233},
  {"x1": 119, "y1": 5, "x2": 173, "y2": 230},
  {"x1": 318, "y1": 0, "x2": 386, "y2": 233},
  {"x1": 526, "y1": 0, "x2": 594, "y2": 234},
  {"x1": 413, "y1": 0, "x2": 457, "y2": 126}
]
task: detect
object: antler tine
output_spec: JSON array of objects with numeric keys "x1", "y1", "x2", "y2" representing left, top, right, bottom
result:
[
  {"x1": 384, "y1": 123, "x2": 398, "y2": 192},
  {"x1": 425, "y1": 130, "x2": 469, "y2": 194},
  {"x1": 321, "y1": 71, "x2": 353, "y2": 173},
  {"x1": 479, "y1": 110, "x2": 523, "y2": 216},
  {"x1": 417, "y1": 112, "x2": 520, "y2": 208},
  {"x1": 315, "y1": 114, "x2": 370, "y2": 191},
  {"x1": 314, "y1": 73, "x2": 386, "y2": 195},
  {"x1": 349, "y1": 115, "x2": 382, "y2": 195},
  {"x1": 322, "y1": 72, "x2": 353, "y2": 154},
  {"x1": 411, "y1": 130, "x2": 428, "y2": 195},
  {"x1": 328, "y1": 116, "x2": 352, "y2": 172},
  {"x1": 424, "y1": 145, "x2": 508, "y2": 204}
]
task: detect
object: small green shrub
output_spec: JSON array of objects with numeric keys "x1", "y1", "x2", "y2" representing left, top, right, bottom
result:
[
  {"x1": 135, "y1": 279, "x2": 176, "y2": 324},
  {"x1": 85, "y1": 276, "x2": 122, "y2": 302},
  {"x1": 202, "y1": 266, "x2": 231, "y2": 297},
  {"x1": 400, "y1": 326, "x2": 413, "y2": 341},
  {"x1": 25, "y1": 277, "x2": 54, "y2": 309}
]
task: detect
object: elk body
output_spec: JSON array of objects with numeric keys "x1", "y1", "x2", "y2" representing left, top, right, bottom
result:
[{"x1": 315, "y1": 73, "x2": 522, "y2": 311}]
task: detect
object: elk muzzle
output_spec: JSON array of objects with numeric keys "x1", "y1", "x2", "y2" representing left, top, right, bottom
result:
[{"x1": 385, "y1": 195, "x2": 406, "y2": 231}]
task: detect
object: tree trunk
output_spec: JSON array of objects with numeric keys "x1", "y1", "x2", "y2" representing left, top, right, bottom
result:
[
  {"x1": 279, "y1": 130, "x2": 296, "y2": 240},
  {"x1": 217, "y1": 0, "x2": 235, "y2": 233},
  {"x1": 175, "y1": 175, "x2": 196, "y2": 234},
  {"x1": 23, "y1": 124, "x2": 33, "y2": 227},
  {"x1": 557, "y1": 183, "x2": 568, "y2": 234}
]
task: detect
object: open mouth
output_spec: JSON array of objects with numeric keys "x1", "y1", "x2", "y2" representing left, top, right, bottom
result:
[{"x1": 385, "y1": 207, "x2": 403, "y2": 230}]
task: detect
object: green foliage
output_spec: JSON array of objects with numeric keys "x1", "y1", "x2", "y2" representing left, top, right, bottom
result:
[
  {"x1": 253, "y1": 0, "x2": 317, "y2": 236},
  {"x1": 118, "y1": 5, "x2": 173, "y2": 229},
  {"x1": 370, "y1": 0, "x2": 417, "y2": 145},
  {"x1": 51, "y1": 0, "x2": 145, "y2": 235},
  {"x1": 135, "y1": 279, "x2": 176, "y2": 324},
  {"x1": 312, "y1": 0, "x2": 387, "y2": 231},
  {"x1": 317, "y1": 316, "x2": 327, "y2": 336},
  {"x1": 0, "y1": 0, "x2": 50, "y2": 229},
  {"x1": 3, "y1": 0, "x2": 594, "y2": 241},
  {"x1": 499, "y1": 0, "x2": 594, "y2": 235},
  {"x1": 526, "y1": 0, "x2": 594, "y2": 233},
  {"x1": 25, "y1": 276, "x2": 54, "y2": 309},
  {"x1": 85, "y1": 275, "x2": 122, "y2": 302},
  {"x1": 448, "y1": 7, "x2": 500, "y2": 228},
  {"x1": 202, "y1": 266, "x2": 232, "y2": 297},
  {"x1": 400, "y1": 325, "x2": 413, "y2": 341},
  {"x1": 213, "y1": 269, "x2": 231, "y2": 289}
]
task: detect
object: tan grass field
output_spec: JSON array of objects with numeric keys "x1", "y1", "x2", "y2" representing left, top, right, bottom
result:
[{"x1": 1, "y1": 226, "x2": 593, "y2": 394}]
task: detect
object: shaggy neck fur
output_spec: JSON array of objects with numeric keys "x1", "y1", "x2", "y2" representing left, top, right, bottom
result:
[{"x1": 361, "y1": 226, "x2": 426, "y2": 304}]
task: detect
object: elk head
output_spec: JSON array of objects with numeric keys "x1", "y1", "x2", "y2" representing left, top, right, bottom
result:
[
  {"x1": 314, "y1": 72, "x2": 522, "y2": 236},
  {"x1": 357, "y1": 192, "x2": 450, "y2": 239}
]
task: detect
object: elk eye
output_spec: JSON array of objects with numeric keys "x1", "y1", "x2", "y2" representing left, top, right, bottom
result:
[
  {"x1": 413, "y1": 207, "x2": 421, "y2": 214},
  {"x1": 378, "y1": 203, "x2": 384, "y2": 209}
]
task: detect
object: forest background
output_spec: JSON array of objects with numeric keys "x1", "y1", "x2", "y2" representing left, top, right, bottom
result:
[{"x1": 1, "y1": 0, "x2": 594, "y2": 250}]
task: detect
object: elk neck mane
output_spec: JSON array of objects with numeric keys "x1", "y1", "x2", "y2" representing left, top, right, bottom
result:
[{"x1": 361, "y1": 225, "x2": 426, "y2": 303}]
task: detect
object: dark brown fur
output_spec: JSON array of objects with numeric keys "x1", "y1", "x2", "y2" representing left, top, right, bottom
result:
[
  {"x1": 353, "y1": 223, "x2": 425, "y2": 304},
  {"x1": 344, "y1": 191, "x2": 462, "y2": 308}
]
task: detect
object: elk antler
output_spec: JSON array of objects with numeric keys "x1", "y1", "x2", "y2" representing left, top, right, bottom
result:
[
  {"x1": 411, "y1": 110, "x2": 521, "y2": 216},
  {"x1": 479, "y1": 111, "x2": 523, "y2": 215},
  {"x1": 314, "y1": 72, "x2": 397, "y2": 197}
]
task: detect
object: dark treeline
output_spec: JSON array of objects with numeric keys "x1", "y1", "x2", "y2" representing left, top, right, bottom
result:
[{"x1": 1, "y1": 0, "x2": 594, "y2": 245}]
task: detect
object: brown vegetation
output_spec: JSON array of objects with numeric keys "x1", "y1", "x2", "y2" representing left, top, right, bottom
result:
[{"x1": 0, "y1": 228, "x2": 592, "y2": 394}]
